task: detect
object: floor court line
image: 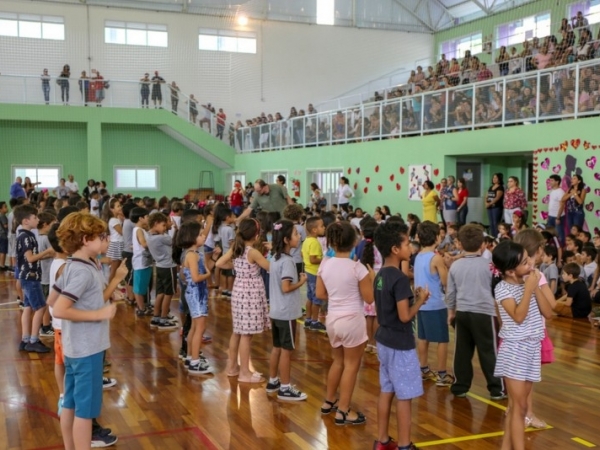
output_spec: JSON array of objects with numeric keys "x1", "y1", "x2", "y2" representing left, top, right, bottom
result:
[
  {"x1": 572, "y1": 437, "x2": 597, "y2": 447},
  {"x1": 416, "y1": 427, "x2": 549, "y2": 447}
]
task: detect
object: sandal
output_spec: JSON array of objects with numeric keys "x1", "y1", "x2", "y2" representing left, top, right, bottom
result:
[
  {"x1": 525, "y1": 415, "x2": 547, "y2": 429},
  {"x1": 335, "y1": 408, "x2": 366, "y2": 426},
  {"x1": 237, "y1": 372, "x2": 264, "y2": 384},
  {"x1": 320, "y1": 399, "x2": 338, "y2": 415}
]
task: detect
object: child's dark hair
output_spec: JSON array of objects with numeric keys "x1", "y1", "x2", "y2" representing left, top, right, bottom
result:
[
  {"x1": 326, "y1": 221, "x2": 357, "y2": 253},
  {"x1": 148, "y1": 212, "x2": 168, "y2": 229},
  {"x1": 203, "y1": 203, "x2": 214, "y2": 216},
  {"x1": 491, "y1": 240, "x2": 526, "y2": 294},
  {"x1": 360, "y1": 217, "x2": 378, "y2": 267},
  {"x1": 458, "y1": 223, "x2": 484, "y2": 252},
  {"x1": 562, "y1": 262, "x2": 581, "y2": 279},
  {"x1": 37, "y1": 211, "x2": 56, "y2": 229},
  {"x1": 562, "y1": 250, "x2": 575, "y2": 263},
  {"x1": 582, "y1": 246, "x2": 597, "y2": 262},
  {"x1": 130, "y1": 207, "x2": 148, "y2": 224},
  {"x1": 374, "y1": 221, "x2": 409, "y2": 259},
  {"x1": 305, "y1": 216, "x2": 323, "y2": 234},
  {"x1": 417, "y1": 221, "x2": 440, "y2": 247},
  {"x1": 182, "y1": 208, "x2": 202, "y2": 224},
  {"x1": 271, "y1": 219, "x2": 295, "y2": 261},
  {"x1": 543, "y1": 245, "x2": 557, "y2": 261},
  {"x1": 497, "y1": 222, "x2": 510, "y2": 232},
  {"x1": 283, "y1": 204, "x2": 303, "y2": 222},
  {"x1": 571, "y1": 225, "x2": 583, "y2": 234},
  {"x1": 572, "y1": 238, "x2": 583, "y2": 253},
  {"x1": 233, "y1": 218, "x2": 260, "y2": 258},
  {"x1": 212, "y1": 204, "x2": 232, "y2": 234},
  {"x1": 101, "y1": 197, "x2": 119, "y2": 222},
  {"x1": 321, "y1": 211, "x2": 336, "y2": 229},
  {"x1": 176, "y1": 221, "x2": 201, "y2": 249},
  {"x1": 14, "y1": 204, "x2": 38, "y2": 225},
  {"x1": 580, "y1": 231, "x2": 592, "y2": 241},
  {"x1": 0, "y1": 201, "x2": 6, "y2": 210},
  {"x1": 48, "y1": 223, "x2": 63, "y2": 253},
  {"x1": 57, "y1": 206, "x2": 79, "y2": 223},
  {"x1": 122, "y1": 202, "x2": 135, "y2": 219}
]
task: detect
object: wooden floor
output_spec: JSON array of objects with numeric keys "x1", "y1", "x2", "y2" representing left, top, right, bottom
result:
[{"x1": 1, "y1": 271, "x2": 599, "y2": 450}]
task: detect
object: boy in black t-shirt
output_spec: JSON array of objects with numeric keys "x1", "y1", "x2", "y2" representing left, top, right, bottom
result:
[
  {"x1": 373, "y1": 221, "x2": 430, "y2": 450},
  {"x1": 555, "y1": 263, "x2": 592, "y2": 318}
]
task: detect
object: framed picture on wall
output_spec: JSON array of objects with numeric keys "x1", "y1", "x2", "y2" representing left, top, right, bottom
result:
[{"x1": 408, "y1": 164, "x2": 432, "y2": 201}]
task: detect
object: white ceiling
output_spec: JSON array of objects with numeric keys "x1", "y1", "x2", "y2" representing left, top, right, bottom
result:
[{"x1": 44, "y1": 0, "x2": 541, "y2": 33}]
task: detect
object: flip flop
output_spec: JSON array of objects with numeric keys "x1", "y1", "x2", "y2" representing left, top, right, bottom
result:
[{"x1": 237, "y1": 372, "x2": 264, "y2": 383}]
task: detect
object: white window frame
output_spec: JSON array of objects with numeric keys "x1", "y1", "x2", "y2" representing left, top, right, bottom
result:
[
  {"x1": 198, "y1": 28, "x2": 257, "y2": 54},
  {"x1": 226, "y1": 172, "x2": 247, "y2": 192},
  {"x1": 440, "y1": 31, "x2": 483, "y2": 60},
  {"x1": 260, "y1": 171, "x2": 288, "y2": 186},
  {"x1": 316, "y1": 0, "x2": 335, "y2": 25},
  {"x1": 104, "y1": 21, "x2": 168, "y2": 47},
  {"x1": 495, "y1": 11, "x2": 551, "y2": 49},
  {"x1": 0, "y1": 13, "x2": 65, "y2": 40},
  {"x1": 114, "y1": 166, "x2": 159, "y2": 191},
  {"x1": 12, "y1": 165, "x2": 62, "y2": 190}
]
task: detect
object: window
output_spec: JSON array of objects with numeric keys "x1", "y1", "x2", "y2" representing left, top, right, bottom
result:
[
  {"x1": 0, "y1": 13, "x2": 64, "y2": 40},
  {"x1": 198, "y1": 29, "x2": 257, "y2": 54},
  {"x1": 440, "y1": 32, "x2": 483, "y2": 60},
  {"x1": 104, "y1": 21, "x2": 168, "y2": 47},
  {"x1": 568, "y1": 1, "x2": 600, "y2": 26},
  {"x1": 317, "y1": 0, "x2": 335, "y2": 25},
  {"x1": 495, "y1": 12, "x2": 551, "y2": 48},
  {"x1": 114, "y1": 167, "x2": 159, "y2": 190},
  {"x1": 226, "y1": 172, "x2": 246, "y2": 191},
  {"x1": 12, "y1": 166, "x2": 61, "y2": 189},
  {"x1": 260, "y1": 171, "x2": 288, "y2": 186}
]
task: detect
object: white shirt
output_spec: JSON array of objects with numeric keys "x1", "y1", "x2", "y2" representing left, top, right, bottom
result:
[
  {"x1": 584, "y1": 261, "x2": 597, "y2": 279},
  {"x1": 49, "y1": 258, "x2": 67, "y2": 330},
  {"x1": 350, "y1": 217, "x2": 362, "y2": 230},
  {"x1": 548, "y1": 188, "x2": 565, "y2": 217},
  {"x1": 90, "y1": 198, "x2": 100, "y2": 217},
  {"x1": 108, "y1": 217, "x2": 123, "y2": 242},
  {"x1": 337, "y1": 184, "x2": 354, "y2": 205},
  {"x1": 65, "y1": 180, "x2": 79, "y2": 193}
]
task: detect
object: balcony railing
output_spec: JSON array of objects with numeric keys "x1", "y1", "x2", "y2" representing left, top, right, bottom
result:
[{"x1": 234, "y1": 57, "x2": 600, "y2": 153}]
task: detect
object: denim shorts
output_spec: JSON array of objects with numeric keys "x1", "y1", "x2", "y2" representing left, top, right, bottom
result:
[
  {"x1": 417, "y1": 309, "x2": 450, "y2": 343},
  {"x1": 21, "y1": 280, "x2": 46, "y2": 311},
  {"x1": 306, "y1": 273, "x2": 322, "y2": 306},
  {"x1": 186, "y1": 286, "x2": 208, "y2": 319},
  {"x1": 377, "y1": 343, "x2": 424, "y2": 400},
  {"x1": 63, "y1": 351, "x2": 104, "y2": 419}
]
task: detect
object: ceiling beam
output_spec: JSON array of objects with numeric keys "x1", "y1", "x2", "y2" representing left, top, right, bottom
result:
[
  {"x1": 471, "y1": 0, "x2": 492, "y2": 15},
  {"x1": 392, "y1": 0, "x2": 435, "y2": 32}
]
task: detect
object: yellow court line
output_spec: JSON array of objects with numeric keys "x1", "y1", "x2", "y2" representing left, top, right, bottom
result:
[
  {"x1": 417, "y1": 427, "x2": 550, "y2": 447},
  {"x1": 0, "y1": 307, "x2": 22, "y2": 311},
  {"x1": 467, "y1": 392, "x2": 508, "y2": 411},
  {"x1": 572, "y1": 437, "x2": 597, "y2": 447}
]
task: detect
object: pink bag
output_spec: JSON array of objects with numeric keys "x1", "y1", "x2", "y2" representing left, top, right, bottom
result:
[{"x1": 541, "y1": 328, "x2": 554, "y2": 365}]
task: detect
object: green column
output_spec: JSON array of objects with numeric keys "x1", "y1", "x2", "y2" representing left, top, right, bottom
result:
[{"x1": 87, "y1": 120, "x2": 102, "y2": 182}]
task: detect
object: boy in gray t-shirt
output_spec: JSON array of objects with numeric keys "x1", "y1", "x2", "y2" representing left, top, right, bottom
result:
[{"x1": 37, "y1": 211, "x2": 57, "y2": 336}]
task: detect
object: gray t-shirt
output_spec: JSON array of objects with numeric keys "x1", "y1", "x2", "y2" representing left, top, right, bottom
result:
[
  {"x1": 218, "y1": 224, "x2": 235, "y2": 254},
  {"x1": 52, "y1": 258, "x2": 110, "y2": 358},
  {"x1": 268, "y1": 254, "x2": 302, "y2": 320},
  {"x1": 541, "y1": 262, "x2": 558, "y2": 293},
  {"x1": 446, "y1": 254, "x2": 496, "y2": 316},
  {"x1": 290, "y1": 223, "x2": 306, "y2": 265},
  {"x1": 122, "y1": 219, "x2": 134, "y2": 253},
  {"x1": 146, "y1": 233, "x2": 175, "y2": 268},
  {"x1": 38, "y1": 234, "x2": 52, "y2": 285},
  {"x1": 250, "y1": 184, "x2": 288, "y2": 214}
]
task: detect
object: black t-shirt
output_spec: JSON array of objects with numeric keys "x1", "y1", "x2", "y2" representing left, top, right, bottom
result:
[
  {"x1": 487, "y1": 185, "x2": 504, "y2": 208},
  {"x1": 374, "y1": 266, "x2": 415, "y2": 350},
  {"x1": 566, "y1": 280, "x2": 592, "y2": 318}
]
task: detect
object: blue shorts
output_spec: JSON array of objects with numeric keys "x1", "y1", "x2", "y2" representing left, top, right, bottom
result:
[
  {"x1": 133, "y1": 267, "x2": 152, "y2": 295},
  {"x1": 21, "y1": 280, "x2": 46, "y2": 311},
  {"x1": 186, "y1": 286, "x2": 208, "y2": 319},
  {"x1": 0, "y1": 236, "x2": 7, "y2": 254},
  {"x1": 14, "y1": 265, "x2": 20, "y2": 279},
  {"x1": 204, "y1": 245, "x2": 214, "y2": 253},
  {"x1": 417, "y1": 309, "x2": 449, "y2": 343},
  {"x1": 63, "y1": 351, "x2": 104, "y2": 419},
  {"x1": 231, "y1": 206, "x2": 243, "y2": 217},
  {"x1": 377, "y1": 344, "x2": 424, "y2": 400},
  {"x1": 306, "y1": 273, "x2": 322, "y2": 306}
]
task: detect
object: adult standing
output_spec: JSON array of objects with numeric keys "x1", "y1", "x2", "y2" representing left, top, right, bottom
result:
[
  {"x1": 41, "y1": 69, "x2": 51, "y2": 105},
  {"x1": 229, "y1": 180, "x2": 245, "y2": 217},
  {"x1": 169, "y1": 81, "x2": 180, "y2": 114},
  {"x1": 139, "y1": 73, "x2": 150, "y2": 108},
  {"x1": 456, "y1": 177, "x2": 469, "y2": 226},
  {"x1": 546, "y1": 174, "x2": 565, "y2": 243},
  {"x1": 421, "y1": 180, "x2": 440, "y2": 223},
  {"x1": 92, "y1": 70, "x2": 106, "y2": 107},
  {"x1": 216, "y1": 108, "x2": 226, "y2": 139},
  {"x1": 58, "y1": 64, "x2": 70, "y2": 105},
  {"x1": 199, "y1": 103, "x2": 212, "y2": 132},
  {"x1": 276, "y1": 175, "x2": 289, "y2": 199},
  {"x1": 54, "y1": 178, "x2": 70, "y2": 199},
  {"x1": 78, "y1": 71, "x2": 90, "y2": 106},
  {"x1": 10, "y1": 177, "x2": 26, "y2": 199},
  {"x1": 82, "y1": 179, "x2": 97, "y2": 201},
  {"x1": 502, "y1": 176, "x2": 527, "y2": 224},
  {"x1": 441, "y1": 176, "x2": 459, "y2": 226},
  {"x1": 485, "y1": 173, "x2": 504, "y2": 236},
  {"x1": 237, "y1": 179, "x2": 293, "y2": 222},
  {"x1": 151, "y1": 71, "x2": 165, "y2": 108},
  {"x1": 560, "y1": 174, "x2": 586, "y2": 230},
  {"x1": 337, "y1": 177, "x2": 354, "y2": 213},
  {"x1": 65, "y1": 174, "x2": 79, "y2": 194},
  {"x1": 23, "y1": 177, "x2": 41, "y2": 197},
  {"x1": 310, "y1": 183, "x2": 324, "y2": 209}
]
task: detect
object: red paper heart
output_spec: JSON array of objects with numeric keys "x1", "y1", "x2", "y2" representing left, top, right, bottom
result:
[
  {"x1": 356, "y1": 167, "x2": 361, "y2": 174},
  {"x1": 363, "y1": 187, "x2": 368, "y2": 194},
  {"x1": 390, "y1": 174, "x2": 395, "y2": 182},
  {"x1": 593, "y1": 145, "x2": 598, "y2": 150},
  {"x1": 400, "y1": 167, "x2": 405, "y2": 174},
  {"x1": 396, "y1": 183, "x2": 401, "y2": 191},
  {"x1": 571, "y1": 138, "x2": 581, "y2": 149},
  {"x1": 433, "y1": 168, "x2": 440, "y2": 176},
  {"x1": 365, "y1": 177, "x2": 370, "y2": 184},
  {"x1": 347, "y1": 168, "x2": 352, "y2": 175},
  {"x1": 375, "y1": 165, "x2": 379, "y2": 173},
  {"x1": 353, "y1": 182, "x2": 358, "y2": 190},
  {"x1": 378, "y1": 185, "x2": 383, "y2": 192},
  {"x1": 435, "y1": 183, "x2": 442, "y2": 191}
]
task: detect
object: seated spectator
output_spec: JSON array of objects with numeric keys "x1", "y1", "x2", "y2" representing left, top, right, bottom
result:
[
  {"x1": 407, "y1": 70, "x2": 417, "y2": 85},
  {"x1": 477, "y1": 62, "x2": 493, "y2": 81},
  {"x1": 540, "y1": 89, "x2": 560, "y2": 117},
  {"x1": 496, "y1": 46, "x2": 510, "y2": 76},
  {"x1": 533, "y1": 45, "x2": 552, "y2": 69},
  {"x1": 332, "y1": 111, "x2": 346, "y2": 141},
  {"x1": 509, "y1": 46, "x2": 522, "y2": 74},
  {"x1": 414, "y1": 66, "x2": 425, "y2": 84},
  {"x1": 448, "y1": 58, "x2": 460, "y2": 86}
]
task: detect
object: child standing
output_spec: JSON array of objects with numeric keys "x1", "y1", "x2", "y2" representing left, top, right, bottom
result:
[
  {"x1": 492, "y1": 241, "x2": 553, "y2": 449},
  {"x1": 103, "y1": 198, "x2": 124, "y2": 283},
  {"x1": 48, "y1": 212, "x2": 119, "y2": 449},
  {"x1": 216, "y1": 207, "x2": 236, "y2": 297},
  {"x1": 282, "y1": 204, "x2": 306, "y2": 276},
  {"x1": 37, "y1": 211, "x2": 57, "y2": 337},
  {"x1": 146, "y1": 212, "x2": 178, "y2": 330},
  {"x1": 0, "y1": 201, "x2": 8, "y2": 270},
  {"x1": 217, "y1": 218, "x2": 270, "y2": 383},
  {"x1": 266, "y1": 220, "x2": 308, "y2": 400},
  {"x1": 446, "y1": 224, "x2": 504, "y2": 399},
  {"x1": 373, "y1": 220, "x2": 430, "y2": 450},
  {"x1": 131, "y1": 207, "x2": 153, "y2": 316},
  {"x1": 413, "y1": 221, "x2": 453, "y2": 386},
  {"x1": 15, "y1": 204, "x2": 54, "y2": 353},
  {"x1": 301, "y1": 216, "x2": 326, "y2": 332},
  {"x1": 121, "y1": 202, "x2": 136, "y2": 305},
  {"x1": 178, "y1": 221, "x2": 213, "y2": 375}
]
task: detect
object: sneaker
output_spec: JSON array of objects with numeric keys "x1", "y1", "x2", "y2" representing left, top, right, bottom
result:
[
  {"x1": 188, "y1": 359, "x2": 213, "y2": 376},
  {"x1": 222, "y1": 290, "x2": 232, "y2": 297},
  {"x1": 136, "y1": 307, "x2": 153, "y2": 317},
  {"x1": 39, "y1": 328, "x2": 55, "y2": 337},
  {"x1": 91, "y1": 433, "x2": 118, "y2": 448},
  {"x1": 18, "y1": 341, "x2": 28, "y2": 352},
  {"x1": 490, "y1": 393, "x2": 508, "y2": 401},
  {"x1": 149, "y1": 317, "x2": 161, "y2": 328},
  {"x1": 277, "y1": 386, "x2": 307, "y2": 401},
  {"x1": 202, "y1": 335, "x2": 212, "y2": 343},
  {"x1": 178, "y1": 348, "x2": 187, "y2": 360},
  {"x1": 102, "y1": 377, "x2": 117, "y2": 389},
  {"x1": 310, "y1": 321, "x2": 327, "y2": 333},
  {"x1": 436, "y1": 373, "x2": 456, "y2": 387},
  {"x1": 374, "y1": 437, "x2": 398, "y2": 450},
  {"x1": 266, "y1": 379, "x2": 281, "y2": 393},
  {"x1": 304, "y1": 319, "x2": 312, "y2": 329},
  {"x1": 156, "y1": 320, "x2": 178, "y2": 331},
  {"x1": 166, "y1": 313, "x2": 177, "y2": 321},
  {"x1": 453, "y1": 392, "x2": 468, "y2": 398},
  {"x1": 184, "y1": 358, "x2": 191, "y2": 368},
  {"x1": 25, "y1": 341, "x2": 51, "y2": 353},
  {"x1": 421, "y1": 369, "x2": 437, "y2": 381}
]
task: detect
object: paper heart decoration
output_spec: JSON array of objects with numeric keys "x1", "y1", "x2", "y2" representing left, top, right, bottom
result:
[
  {"x1": 390, "y1": 174, "x2": 395, "y2": 182},
  {"x1": 363, "y1": 187, "x2": 368, "y2": 194},
  {"x1": 586, "y1": 156, "x2": 597, "y2": 170},
  {"x1": 356, "y1": 167, "x2": 361, "y2": 174},
  {"x1": 596, "y1": 210, "x2": 600, "y2": 218},
  {"x1": 594, "y1": 227, "x2": 600, "y2": 235},
  {"x1": 347, "y1": 168, "x2": 352, "y2": 174},
  {"x1": 365, "y1": 177, "x2": 370, "y2": 184},
  {"x1": 595, "y1": 189, "x2": 600, "y2": 196},
  {"x1": 584, "y1": 141, "x2": 590, "y2": 149},
  {"x1": 552, "y1": 165, "x2": 561, "y2": 174},
  {"x1": 436, "y1": 183, "x2": 442, "y2": 191},
  {"x1": 400, "y1": 167, "x2": 405, "y2": 174},
  {"x1": 585, "y1": 186, "x2": 591, "y2": 193},
  {"x1": 571, "y1": 138, "x2": 581, "y2": 149},
  {"x1": 353, "y1": 182, "x2": 358, "y2": 190},
  {"x1": 595, "y1": 173, "x2": 600, "y2": 181},
  {"x1": 540, "y1": 211, "x2": 549, "y2": 220},
  {"x1": 540, "y1": 158, "x2": 550, "y2": 170},
  {"x1": 378, "y1": 185, "x2": 383, "y2": 192},
  {"x1": 433, "y1": 168, "x2": 440, "y2": 176},
  {"x1": 593, "y1": 145, "x2": 598, "y2": 150},
  {"x1": 542, "y1": 195, "x2": 550, "y2": 204},
  {"x1": 585, "y1": 202, "x2": 594, "y2": 212},
  {"x1": 375, "y1": 165, "x2": 379, "y2": 173},
  {"x1": 396, "y1": 183, "x2": 401, "y2": 191}
]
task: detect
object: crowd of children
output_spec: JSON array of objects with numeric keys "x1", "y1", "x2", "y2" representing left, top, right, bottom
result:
[{"x1": 2, "y1": 181, "x2": 600, "y2": 450}]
